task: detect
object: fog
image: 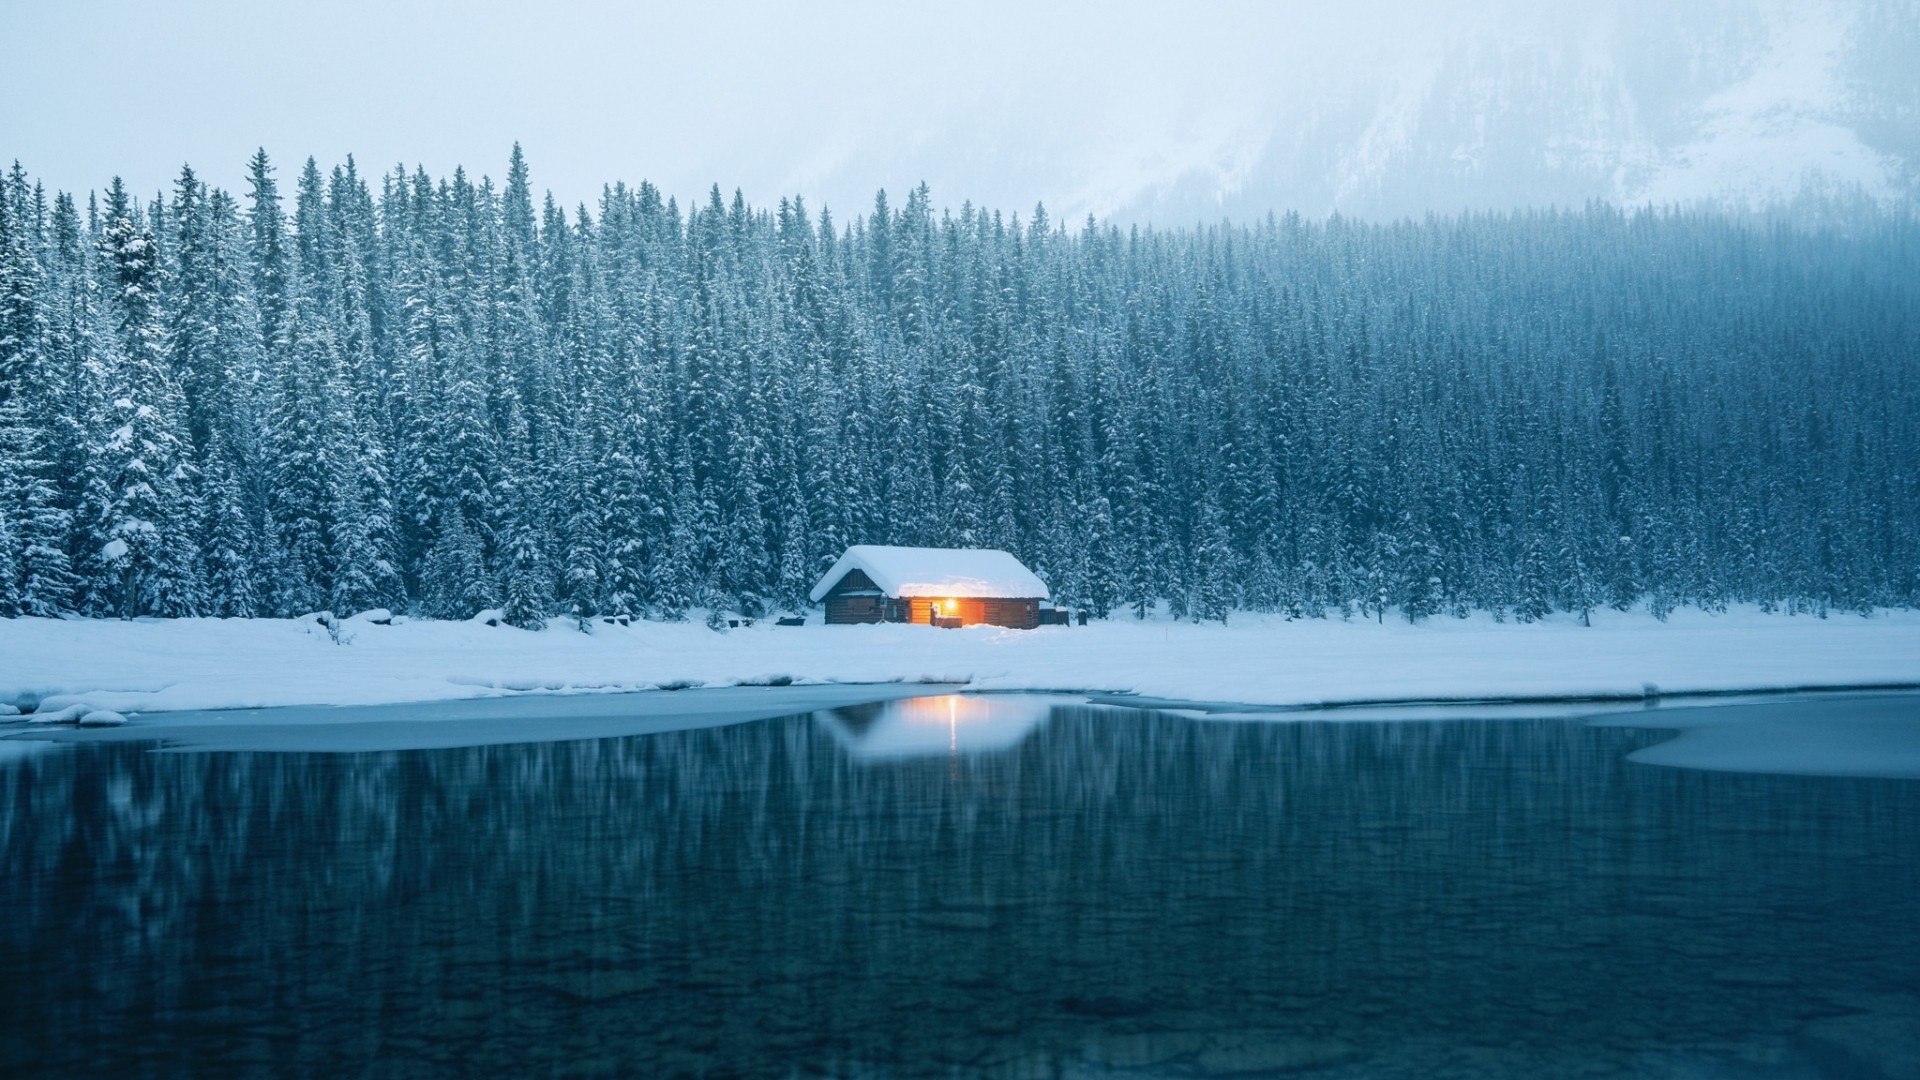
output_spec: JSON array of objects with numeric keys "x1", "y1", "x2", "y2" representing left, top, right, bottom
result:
[{"x1": 2, "y1": 0, "x2": 1912, "y2": 222}]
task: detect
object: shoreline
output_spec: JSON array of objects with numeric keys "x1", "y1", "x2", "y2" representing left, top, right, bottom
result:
[
  {"x1": 7, "y1": 679, "x2": 1918, "y2": 769},
  {"x1": 1080, "y1": 681, "x2": 1920, "y2": 715},
  {"x1": 5, "y1": 605, "x2": 1920, "y2": 728}
]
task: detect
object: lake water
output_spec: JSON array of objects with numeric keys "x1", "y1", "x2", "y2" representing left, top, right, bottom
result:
[{"x1": 3, "y1": 693, "x2": 1919, "y2": 1078}]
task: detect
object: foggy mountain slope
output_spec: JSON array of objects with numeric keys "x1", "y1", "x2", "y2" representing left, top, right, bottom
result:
[
  {"x1": 1055, "y1": 0, "x2": 1918, "y2": 223},
  {"x1": 6, "y1": 0, "x2": 1912, "y2": 226}
]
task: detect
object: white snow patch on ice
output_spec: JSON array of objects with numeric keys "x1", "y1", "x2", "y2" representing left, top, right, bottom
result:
[{"x1": 27, "y1": 703, "x2": 95, "y2": 725}]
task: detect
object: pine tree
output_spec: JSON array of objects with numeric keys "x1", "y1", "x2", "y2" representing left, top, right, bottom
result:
[
  {"x1": 499, "y1": 501, "x2": 551, "y2": 630},
  {"x1": 0, "y1": 162, "x2": 48, "y2": 409},
  {"x1": 245, "y1": 149, "x2": 290, "y2": 341},
  {"x1": 558, "y1": 457, "x2": 603, "y2": 631},
  {"x1": 197, "y1": 433, "x2": 258, "y2": 617},
  {"x1": 265, "y1": 285, "x2": 341, "y2": 613},
  {"x1": 0, "y1": 167, "x2": 76, "y2": 615},
  {"x1": 719, "y1": 428, "x2": 771, "y2": 617},
  {"x1": 1189, "y1": 495, "x2": 1235, "y2": 623},
  {"x1": 93, "y1": 179, "x2": 201, "y2": 617},
  {"x1": 0, "y1": 397, "x2": 76, "y2": 615},
  {"x1": 654, "y1": 466, "x2": 700, "y2": 621},
  {"x1": 771, "y1": 471, "x2": 815, "y2": 614},
  {"x1": 422, "y1": 507, "x2": 489, "y2": 619},
  {"x1": 0, "y1": 153, "x2": 1914, "y2": 626}
]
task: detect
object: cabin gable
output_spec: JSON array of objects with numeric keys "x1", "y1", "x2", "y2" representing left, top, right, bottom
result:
[{"x1": 822, "y1": 568, "x2": 886, "y2": 625}]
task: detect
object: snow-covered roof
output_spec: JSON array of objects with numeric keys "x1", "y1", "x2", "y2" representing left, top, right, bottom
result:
[{"x1": 809, "y1": 545, "x2": 1050, "y2": 603}]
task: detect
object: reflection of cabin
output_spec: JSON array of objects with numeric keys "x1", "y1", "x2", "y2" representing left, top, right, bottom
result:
[
  {"x1": 810, "y1": 545, "x2": 1050, "y2": 629},
  {"x1": 815, "y1": 695, "x2": 1056, "y2": 760}
]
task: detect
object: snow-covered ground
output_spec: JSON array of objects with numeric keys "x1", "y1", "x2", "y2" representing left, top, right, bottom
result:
[{"x1": 3, "y1": 605, "x2": 1918, "y2": 721}]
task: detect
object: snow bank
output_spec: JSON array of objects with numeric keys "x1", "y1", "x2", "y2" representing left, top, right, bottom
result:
[{"x1": 1, "y1": 606, "x2": 1918, "y2": 723}]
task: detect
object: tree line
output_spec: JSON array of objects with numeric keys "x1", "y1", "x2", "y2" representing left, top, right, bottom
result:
[{"x1": 1, "y1": 147, "x2": 1916, "y2": 627}]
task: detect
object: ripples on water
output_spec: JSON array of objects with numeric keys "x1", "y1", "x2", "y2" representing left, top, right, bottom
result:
[{"x1": 3, "y1": 696, "x2": 1918, "y2": 1078}]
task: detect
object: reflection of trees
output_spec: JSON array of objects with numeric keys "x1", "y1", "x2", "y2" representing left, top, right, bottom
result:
[{"x1": 2, "y1": 706, "x2": 1918, "y2": 1076}]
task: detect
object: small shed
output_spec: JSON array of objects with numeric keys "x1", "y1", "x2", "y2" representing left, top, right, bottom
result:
[{"x1": 810, "y1": 545, "x2": 1050, "y2": 629}]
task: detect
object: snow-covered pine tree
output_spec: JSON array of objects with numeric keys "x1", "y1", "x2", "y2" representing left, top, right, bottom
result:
[
  {"x1": 265, "y1": 279, "x2": 343, "y2": 614},
  {"x1": 0, "y1": 162, "x2": 47, "y2": 409},
  {"x1": 557, "y1": 445, "x2": 604, "y2": 631},
  {"x1": 93, "y1": 179, "x2": 201, "y2": 617},
  {"x1": 770, "y1": 471, "x2": 814, "y2": 614},
  {"x1": 0, "y1": 396, "x2": 76, "y2": 616},
  {"x1": 0, "y1": 150, "x2": 1914, "y2": 623},
  {"x1": 653, "y1": 461, "x2": 701, "y2": 622},
  {"x1": 498, "y1": 494, "x2": 551, "y2": 630},
  {"x1": 244, "y1": 150, "x2": 290, "y2": 345},
  {"x1": 0, "y1": 168, "x2": 77, "y2": 615},
  {"x1": 1079, "y1": 492, "x2": 1119, "y2": 618},
  {"x1": 1189, "y1": 494, "x2": 1234, "y2": 623},
  {"x1": 422, "y1": 507, "x2": 489, "y2": 620},
  {"x1": 196, "y1": 431, "x2": 258, "y2": 617},
  {"x1": 718, "y1": 425, "x2": 771, "y2": 618}
]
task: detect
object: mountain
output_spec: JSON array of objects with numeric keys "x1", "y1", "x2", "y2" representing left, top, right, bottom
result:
[{"x1": 1099, "y1": 0, "x2": 1917, "y2": 223}]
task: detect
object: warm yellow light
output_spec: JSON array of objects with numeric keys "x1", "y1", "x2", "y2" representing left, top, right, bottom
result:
[{"x1": 944, "y1": 599, "x2": 957, "y2": 613}]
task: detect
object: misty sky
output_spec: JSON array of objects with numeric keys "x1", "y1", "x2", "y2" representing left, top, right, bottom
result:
[{"x1": 2, "y1": 0, "x2": 1907, "y2": 224}]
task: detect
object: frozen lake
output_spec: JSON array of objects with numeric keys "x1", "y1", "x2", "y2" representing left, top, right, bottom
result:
[{"x1": 3, "y1": 692, "x2": 1919, "y2": 1077}]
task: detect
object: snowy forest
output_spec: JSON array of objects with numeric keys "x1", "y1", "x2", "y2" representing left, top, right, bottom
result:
[{"x1": 0, "y1": 147, "x2": 1915, "y2": 628}]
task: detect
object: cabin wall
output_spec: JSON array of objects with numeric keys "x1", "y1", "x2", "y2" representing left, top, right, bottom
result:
[
  {"x1": 905, "y1": 597, "x2": 979, "y2": 626},
  {"x1": 825, "y1": 596, "x2": 883, "y2": 624},
  {"x1": 903, "y1": 597, "x2": 1041, "y2": 629},
  {"x1": 823, "y1": 569, "x2": 885, "y2": 625},
  {"x1": 984, "y1": 599, "x2": 1042, "y2": 629}
]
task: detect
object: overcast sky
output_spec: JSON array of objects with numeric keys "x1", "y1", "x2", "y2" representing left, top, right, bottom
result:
[
  {"x1": 2, "y1": 0, "x2": 1903, "y2": 223},
  {"x1": 0, "y1": 1, "x2": 1470, "y2": 214}
]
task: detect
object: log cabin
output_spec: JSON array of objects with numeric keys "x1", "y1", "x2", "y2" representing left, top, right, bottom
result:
[{"x1": 810, "y1": 546, "x2": 1050, "y2": 629}]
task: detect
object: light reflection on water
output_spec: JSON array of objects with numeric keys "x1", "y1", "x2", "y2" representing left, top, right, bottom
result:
[
  {"x1": 2, "y1": 695, "x2": 1918, "y2": 1078},
  {"x1": 816, "y1": 694, "x2": 1061, "y2": 761}
]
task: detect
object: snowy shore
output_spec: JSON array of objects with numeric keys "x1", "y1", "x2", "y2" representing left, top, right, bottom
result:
[{"x1": 4, "y1": 606, "x2": 1919, "y2": 722}]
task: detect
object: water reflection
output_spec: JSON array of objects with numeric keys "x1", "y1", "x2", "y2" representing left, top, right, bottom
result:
[
  {"x1": 816, "y1": 694, "x2": 1059, "y2": 761},
  {"x1": 2, "y1": 697, "x2": 1918, "y2": 1078}
]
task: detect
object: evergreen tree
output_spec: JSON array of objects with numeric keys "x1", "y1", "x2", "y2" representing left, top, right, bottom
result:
[
  {"x1": 0, "y1": 150, "x2": 1916, "y2": 625},
  {"x1": 422, "y1": 507, "x2": 489, "y2": 619},
  {"x1": 244, "y1": 149, "x2": 290, "y2": 339},
  {"x1": 0, "y1": 397, "x2": 76, "y2": 615},
  {"x1": 92, "y1": 179, "x2": 200, "y2": 617},
  {"x1": 196, "y1": 433, "x2": 258, "y2": 617},
  {"x1": 499, "y1": 500, "x2": 551, "y2": 630},
  {"x1": 1188, "y1": 495, "x2": 1236, "y2": 624}
]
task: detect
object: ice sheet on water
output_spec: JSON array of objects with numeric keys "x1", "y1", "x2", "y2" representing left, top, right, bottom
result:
[
  {"x1": 9, "y1": 683, "x2": 936, "y2": 754},
  {"x1": 1593, "y1": 693, "x2": 1920, "y2": 779},
  {"x1": 1087, "y1": 695, "x2": 1673, "y2": 724},
  {"x1": 0, "y1": 738, "x2": 65, "y2": 763}
]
